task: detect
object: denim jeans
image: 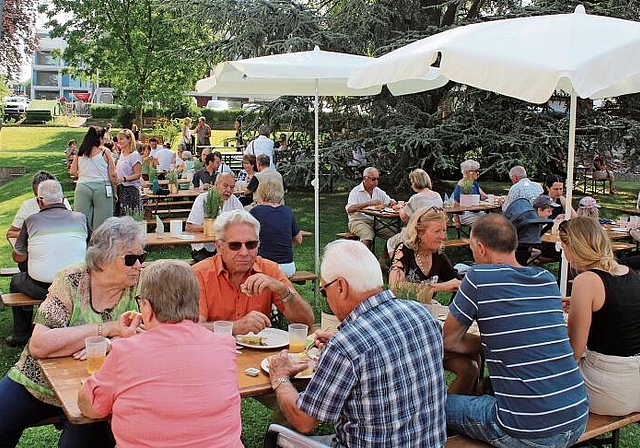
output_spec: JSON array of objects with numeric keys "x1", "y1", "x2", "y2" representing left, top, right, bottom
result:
[
  {"x1": 446, "y1": 394, "x2": 587, "y2": 448},
  {"x1": 0, "y1": 376, "x2": 115, "y2": 448}
]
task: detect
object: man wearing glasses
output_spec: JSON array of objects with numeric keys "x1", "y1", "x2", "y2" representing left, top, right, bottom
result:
[
  {"x1": 268, "y1": 240, "x2": 446, "y2": 447},
  {"x1": 8, "y1": 180, "x2": 89, "y2": 346},
  {"x1": 193, "y1": 210, "x2": 313, "y2": 335},
  {"x1": 345, "y1": 167, "x2": 397, "y2": 260}
]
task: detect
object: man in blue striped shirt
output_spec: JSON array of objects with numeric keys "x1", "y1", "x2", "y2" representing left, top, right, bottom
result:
[
  {"x1": 444, "y1": 214, "x2": 588, "y2": 448},
  {"x1": 268, "y1": 240, "x2": 446, "y2": 447}
]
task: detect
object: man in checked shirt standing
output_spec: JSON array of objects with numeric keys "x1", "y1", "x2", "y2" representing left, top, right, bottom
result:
[{"x1": 268, "y1": 239, "x2": 446, "y2": 447}]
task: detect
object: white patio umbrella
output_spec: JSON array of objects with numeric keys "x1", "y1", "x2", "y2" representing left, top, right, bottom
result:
[
  {"x1": 349, "y1": 5, "x2": 640, "y2": 294},
  {"x1": 196, "y1": 46, "x2": 447, "y2": 287}
]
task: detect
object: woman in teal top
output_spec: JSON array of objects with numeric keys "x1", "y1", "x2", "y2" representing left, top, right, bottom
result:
[{"x1": 0, "y1": 216, "x2": 146, "y2": 448}]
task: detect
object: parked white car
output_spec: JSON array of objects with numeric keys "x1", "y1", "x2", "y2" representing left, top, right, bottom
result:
[
  {"x1": 4, "y1": 96, "x2": 30, "y2": 115},
  {"x1": 205, "y1": 100, "x2": 230, "y2": 111}
]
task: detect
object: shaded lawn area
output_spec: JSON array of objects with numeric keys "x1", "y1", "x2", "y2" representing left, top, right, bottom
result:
[{"x1": 1, "y1": 126, "x2": 640, "y2": 446}]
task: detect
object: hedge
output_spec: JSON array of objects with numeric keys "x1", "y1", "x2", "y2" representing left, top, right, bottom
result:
[
  {"x1": 25, "y1": 110, "x2": 53, "y2": 124},
  {"x1": 91, "y1": 104, "x2": 121, "y2": 119}
]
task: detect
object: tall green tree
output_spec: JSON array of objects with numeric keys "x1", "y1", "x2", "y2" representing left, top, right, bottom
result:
[
  {"x1": 42, "y1": 0, "x2": 209, "y2": 125},
  {"x1": 1, "y1": 0, "x2": 37, "y2": 81}
]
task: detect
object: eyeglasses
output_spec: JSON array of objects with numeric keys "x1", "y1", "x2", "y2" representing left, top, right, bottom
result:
[
  {"x1": 123, "y1": 251, "x2": 147, "y2": 267},
  {"x1": 366, "y1": 176, "x2": 380, "y2": 181},
  {"x1": 135, "y1": 295, "x2": 143, "y2": 308},
  {"x1": 223, "y1": 240, "x2": 259, "y2": 251},
  {"x1": 319, "y1": 278, "x2": 339, "y2": 298}
]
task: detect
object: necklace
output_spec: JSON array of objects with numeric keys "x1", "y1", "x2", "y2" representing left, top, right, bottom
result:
[
  {"x1": 415, "y1": 251, "x2": 431, "y2": 277},
  {"x1": 89, "y1": 282, "x2": 114, "y2": 322}
]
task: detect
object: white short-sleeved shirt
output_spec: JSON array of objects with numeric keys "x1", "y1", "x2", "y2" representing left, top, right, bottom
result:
[
  {"x1": 116, "y1": 151, "x2": 142, "y2": 187},
  {"x1": 11, "y1": 197, "x2": 71, "y2": 229},
  {"x1": 186, "y1": 194, "x2": 243, "y2": 252},
  {"x1": 245, "y1": 136, "x2": 274, "y2": 163},
  {"x1": 345, "y1": 183, "x2": 393, "y2": 223}
]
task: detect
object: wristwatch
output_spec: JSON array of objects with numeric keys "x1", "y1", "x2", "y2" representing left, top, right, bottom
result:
[
  {"x1": 281, "y1": 287, "x2": 296, "y2": 304},
  {"x1": 272, "y1": 376, "x2": 290, "y2": 391}
]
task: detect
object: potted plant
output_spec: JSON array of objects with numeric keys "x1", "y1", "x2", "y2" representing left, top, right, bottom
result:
[
  {"x1": 459, "y1": 178, "x2": 480, "y2": 207},
  {"x1": 166, "y1": 170, "x2": 179, "y2": 194},
  {"x1": 202, "y1": 187, "x2": 222, "y2": 237},
  {"x1": 124, "y1": 205, "x2": 147, "y2": 235}
]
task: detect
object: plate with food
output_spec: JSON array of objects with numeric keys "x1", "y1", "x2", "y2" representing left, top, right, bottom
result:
[
  {"x1": 261, "y1": 349, "x2": 320, "y2": 379},
  {"x1": 236, "y1": 328, "x2": 289, "y2": 349}
]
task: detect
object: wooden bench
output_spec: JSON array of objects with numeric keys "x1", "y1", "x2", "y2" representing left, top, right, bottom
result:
[
  {"x1": 445, "y1": 412, "x2": 640, "y2": 447},
  {"x1": 1, "y1": 292, "x2": 43, "y2": 307},
  {"x1": 300, "y1": 230, "x2": 312, "y2": 238},
  {"x1": 336, "y1": 232, "x2": 359, "y2": 240},
  {"x1": 1, "y1": 267, "x2": 20, "y2": 277},
  {"x1": 575, "y1": 412, "x2": 640, "y2": 447},
  {"x1": 611, "y1": 242, "x2": 636, "y2": 253},
  {"x1": 289, "y1": 271, "x2": 316, "y2": 285}
]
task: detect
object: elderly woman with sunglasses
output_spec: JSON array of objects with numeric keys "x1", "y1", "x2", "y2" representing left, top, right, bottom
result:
[
  {"x1": 560, "y1": 217, "x2": 640, "y2": 416},
  {"x1": 0, "y1": 216, "x2": 145, "y2": 448},
  {"x1": 389, "y1": 206, "x2": 478, "y2": 394}
]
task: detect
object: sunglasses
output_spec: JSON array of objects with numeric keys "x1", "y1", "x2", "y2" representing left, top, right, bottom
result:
[
  {"x1": 223, "y1": 240, "x2": 259, "y2": 251},
  {"x1": 366, "y1": 176, "x2": 380, "y2": 181},
  {"x1": 319, "y1": 278, "x2": 339, "y2": 298},
  {"x1": 123, "y1": 251, "x2": 147, "y2": 267}
]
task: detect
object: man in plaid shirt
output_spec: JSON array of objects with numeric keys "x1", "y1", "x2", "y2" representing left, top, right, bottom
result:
[{"x1": 268, "y1": 240, "x2": 446, "y2": 447}]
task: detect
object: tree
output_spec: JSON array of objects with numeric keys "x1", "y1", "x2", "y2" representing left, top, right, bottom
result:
[
  {"x1": 42, "y1": 0, "x2": 209, "y2": 126},
  {"x1": 1, "y1": 0, "x2": 38, "y2": 81}
]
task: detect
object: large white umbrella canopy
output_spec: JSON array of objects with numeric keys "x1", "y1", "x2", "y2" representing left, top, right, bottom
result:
[
  {"x1": 349, "y1": 5, "x2": 640, "y2": 294},
  {"x1": 197, "y1": 46, "x2": 446, "y2": 286}
]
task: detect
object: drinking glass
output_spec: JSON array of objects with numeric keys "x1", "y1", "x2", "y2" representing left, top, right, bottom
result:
[
  {"x1": 213, "y1": 321, "x2": 234, "y2": 334},
  {"x1": 288, "y1": 323, "x2": 308, "y2": 353},
  {"x1": 85, "y1": 336, "x2": 108, "y2": 374}
]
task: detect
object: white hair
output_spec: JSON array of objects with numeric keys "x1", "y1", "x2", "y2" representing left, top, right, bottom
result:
[
  {"x1": 37, "y1": 179, "x2": 64, "y2": 204},
  {"x1": 362, "y1": 167, "x2": 378, "y2": 178},
  {"x1": 320, "y1": 240, "x2": 383, "y2": 293},
  {"x1": 509, "y1": 165, "x2": 527, "y2": 179},
  {"x1": 460, "y1": 159, "x2": 480, "y2": 174},
  {"x1": 213, "y1": 210, "x2": 260, "y2": 241}
]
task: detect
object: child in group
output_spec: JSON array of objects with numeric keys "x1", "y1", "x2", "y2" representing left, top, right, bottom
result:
[
  {"x1": 64, "y1": 140, "x2": 77, "y2": 169},
  {"x1": 533, "y1": 195, "x2": 560, "y2": 219},
  {"x1": 577, "y1": 196, "x2": 600, "y2": 220}
]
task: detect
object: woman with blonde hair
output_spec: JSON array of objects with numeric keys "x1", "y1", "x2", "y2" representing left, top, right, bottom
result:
[
  {"x1": 181, "y1": 117, "x2": 193, "y2": 151},
  {"x1": 387, "y1": 169, "x2": 442, "y2": 254},
  {"x1": 250, "y1": 176, "x2": 302, "y2": 277},
  {"x1": 115, "y1": 129, "x2": 142, "y2": 216},
  {"x1": 389, "y1": 207, "x2": 478, "y2": 395},
  {"x1": 560, "y1": 217, "x2": 640, "y2": 416}
]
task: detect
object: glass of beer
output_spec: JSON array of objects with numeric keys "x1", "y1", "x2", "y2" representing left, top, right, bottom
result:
[
  {"x1": 288, "y1": 323, "x2": 308, "y2": 353},
  {"x1": 85, "y1": 336, "x2": 108, "y2": 374}
]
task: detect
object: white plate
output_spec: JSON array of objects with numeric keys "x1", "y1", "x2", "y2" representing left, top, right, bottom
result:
[
  {"x1": 261, "y1": 354, "x2": 315, "y2": 379},
  {"x1": 178, "y1": 234, "x2": 195, "y2": 240},
  {"x1": 236, "y1": 328, "x2": 288, "y2": 349}
]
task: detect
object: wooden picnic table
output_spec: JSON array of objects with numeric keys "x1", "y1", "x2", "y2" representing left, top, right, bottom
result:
[
  {"x1": 541, "y1": 225, "x2": 632, "y2": 244},
  {"x1": 38, "y1": 346, "x2": 292, "y2": 425},
  {"x1": 614, "y1": 207, "x2": 640, "y2": 216},
  {"x1": 146, "y1": 231, "x2": 213, "y2": 247},
  {"x1": 142, "y1": 188, "x2": 203, "y2": 220}
]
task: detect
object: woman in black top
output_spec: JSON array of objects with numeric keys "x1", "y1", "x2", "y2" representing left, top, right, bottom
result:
[
  {"x1": 389, "y1": 206, "x2": 479, "y2": 395},
  {"x1": 560, "y1": 217, "x2": 640, "y2": 416}
]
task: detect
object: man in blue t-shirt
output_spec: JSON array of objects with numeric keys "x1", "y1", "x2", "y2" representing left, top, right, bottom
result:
[{"x1": 443, "y1": 214, "x2": 588, "y2": 448}]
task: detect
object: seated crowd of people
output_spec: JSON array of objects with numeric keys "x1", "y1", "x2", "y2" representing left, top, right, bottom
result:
[{"x1": 3, "y1": 138, "x2": 640, "y2": 448}]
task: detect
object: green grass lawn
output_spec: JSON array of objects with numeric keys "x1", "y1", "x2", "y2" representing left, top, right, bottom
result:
[{"x1": 1, "y1": 126, "x2": 639, "y2": 447}]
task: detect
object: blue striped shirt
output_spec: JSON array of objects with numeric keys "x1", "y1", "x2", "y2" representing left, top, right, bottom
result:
[
  {"x1": 450, "y1": 264, "x2": 588, "y2": 439},
  {"x1": 297, "y1": 290, "x2": 446, "y2": 447}
]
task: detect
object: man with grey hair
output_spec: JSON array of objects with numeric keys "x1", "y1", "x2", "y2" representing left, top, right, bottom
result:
[
  {"x1": 502, "y1": 165, "x2": 543, "y2": 211},
  {"x1": 246, "y1": 153, "x2": 285, "y2": 205},
  {"x1": 186, "y1": 172, "x2": 243, "y2": 262},
  {"x1": 195, "y1": 116, "x2": 211, "y2": 148},
  {"x1": 244, "y1": 124, "x2": 274, "y2": 165},
  {"x1": 193, "y1": 210, "x2": 313, "y2": 335},
  {"x1": 8, "y1": 179, "x2": 89, "y2": 346},
  {"x1": 268, "y1": 239, "x2": 446, "y2": 447},
  {"x1": 345, "y1": 167, "x2": 397, "y2": 258}
]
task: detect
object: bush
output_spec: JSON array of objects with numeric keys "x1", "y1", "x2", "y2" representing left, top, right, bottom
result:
[
  {"x1": 24, "y1": 110, "x2": 53, "y2": 124},
  {"x1": 91, "y1": 104, "x2": 121, "y2": 119}
]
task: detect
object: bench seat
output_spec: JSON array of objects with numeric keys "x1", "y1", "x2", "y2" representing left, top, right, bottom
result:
[
  {"x1": 1, "y1": 292, "x2": 43, "y2": 307},
  {"x1": 336, "y1": 232, "x2": 359, "y2": 240},
  {"x1": 289, "y1": 271, "x2": 316, "y2": 285},
  {"x1": 1, "y1": 267, "x2": 20, "y2": 277}
]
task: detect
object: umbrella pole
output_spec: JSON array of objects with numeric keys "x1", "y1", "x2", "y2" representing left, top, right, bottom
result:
[
  {"x1": 560, "y1": 90, "x2": 577, "y2": 297},
  {"x1": 314, "y1": 80, "x2": 320, "y2": 306}
]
